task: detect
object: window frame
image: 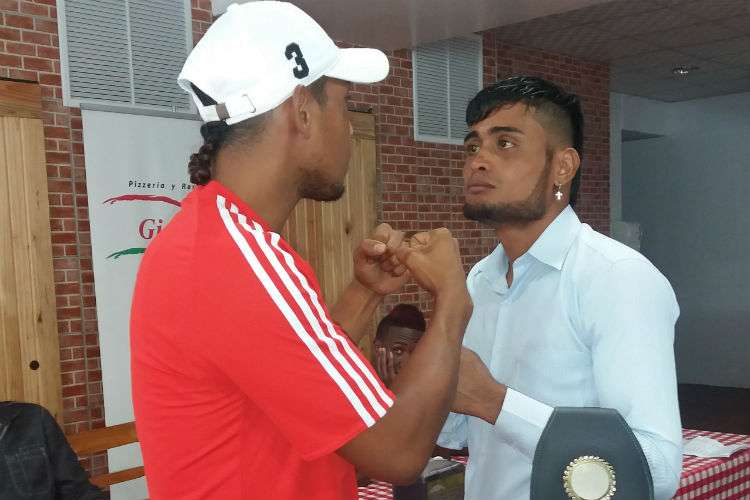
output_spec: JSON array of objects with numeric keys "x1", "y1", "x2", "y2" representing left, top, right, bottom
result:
[
  {"x1": 57, "y1": 0, "x2": 194, "y2": 115},
  {"x1": 412, "y1": 34, "x2": 483, "y2": 145}
]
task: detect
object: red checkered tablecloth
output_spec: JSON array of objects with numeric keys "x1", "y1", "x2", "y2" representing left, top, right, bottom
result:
[
  {"x1": 674, "y1": 429, "x2": 750, "y2": 499},
  {"x1": 358, "y1": 456, "x2": 467, "y2": 500},
  {"x1": 358, "y1": 429, "x2": 750, "y2": 500}
]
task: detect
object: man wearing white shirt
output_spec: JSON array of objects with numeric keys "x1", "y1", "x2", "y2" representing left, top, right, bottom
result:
[{"x1": 438, "y1": 76, "x2": 683, "y2": 500}]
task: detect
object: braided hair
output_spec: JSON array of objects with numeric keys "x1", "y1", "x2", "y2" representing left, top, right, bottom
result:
[{"x1": 188, "y1": 121, "x2": 230, "y2": 185}]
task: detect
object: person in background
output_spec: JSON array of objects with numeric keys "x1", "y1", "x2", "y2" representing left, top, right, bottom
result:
[
  {"x1": 0, "y1": 401, "x2": 105, "y2": 500},
  {"x1": 373, "y1": 304, "x2": 426, "y2": 388},
  {"x1": 371, "y1": 304, "x2": 467, "y2": 465},
  {"x1": 439, "y1": 75, "x2": 682, "y2": 500}
]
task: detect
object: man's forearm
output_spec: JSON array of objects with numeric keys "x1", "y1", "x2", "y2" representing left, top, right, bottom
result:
[
  {"x1": 469, "y1": 381, "x2": 506, "y2": 424},
  {"x1": 386, "y1": 287, "x2": 472, "y2": 466},
  {"x1": 330, "y1": 279, "x2": 383, "y2": 344},
  {"x1": 336, "y1": 286, "x2": 472, "y2": 484}
]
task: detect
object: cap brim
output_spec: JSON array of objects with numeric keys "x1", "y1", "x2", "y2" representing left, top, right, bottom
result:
[{"x1": 325, "y1": 48, "x2": 390, "y2": 84}]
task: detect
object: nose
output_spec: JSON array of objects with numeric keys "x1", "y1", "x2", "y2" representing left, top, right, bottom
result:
[
  {"x1": 349, "y1": 121, "x2": 353, "y2": 137},
  {"x1": 465, "y1": 154, "x2": 489, "y2": 173}
]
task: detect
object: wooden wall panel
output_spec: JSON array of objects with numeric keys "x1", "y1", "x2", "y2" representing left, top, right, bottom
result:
[
  {"x1": 0, "y1": 80, "x2": 62, "y2": 422},
  {"x1": 283, "y1": 112, "x2": 377, "y2": 356}
]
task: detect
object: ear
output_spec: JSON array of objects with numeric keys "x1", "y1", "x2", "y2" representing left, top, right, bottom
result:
[
  {"x1": 373, "y1": 340, "x2": 383, "y2": 348},
  {"x1": 554, "y1": 147, "x2": 581, "y2": 187},
  {"x1": 288, "y1": 84, "x2": 318, "y2": 139}
]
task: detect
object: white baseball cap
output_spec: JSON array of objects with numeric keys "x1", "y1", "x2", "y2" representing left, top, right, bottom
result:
[{"x1": 178, "y1": 1, "x2": 390, "y2": 125}]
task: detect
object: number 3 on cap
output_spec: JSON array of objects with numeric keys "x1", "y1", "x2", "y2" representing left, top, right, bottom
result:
[{"x1": 285, "y1": 43, "x2": 309, "y2": 79}]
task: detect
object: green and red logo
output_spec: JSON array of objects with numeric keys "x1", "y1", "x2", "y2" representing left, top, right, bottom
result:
[{"x1": 103, "y1": 194, "x2": 181, "y2": 259}]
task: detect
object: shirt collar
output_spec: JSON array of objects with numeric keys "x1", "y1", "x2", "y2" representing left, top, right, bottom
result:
[
  {"x1": 526, "y1": 205, "x2": 581, "y2": 270},
  {"x1": 476, "y1": 206, "x2": 581, "y2": 279},
  {"x1": 477, "y1": 243, "x2": 509, "y2": 288}
]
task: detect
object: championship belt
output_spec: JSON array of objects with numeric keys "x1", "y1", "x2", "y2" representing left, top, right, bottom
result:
[
  {"x1": 393, "y1": 457, "x2": 465, "y2": 500},
  {"x1": 531, "y1": 407, "x2": 654, "y2": 500}
]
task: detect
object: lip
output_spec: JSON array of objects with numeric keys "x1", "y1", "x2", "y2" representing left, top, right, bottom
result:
[{"x1": 466, "y1": 182, "x2": 495, "y2": 195}]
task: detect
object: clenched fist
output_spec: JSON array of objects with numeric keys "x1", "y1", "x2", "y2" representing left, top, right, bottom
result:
[
  {"x1": 394, "y1": 228, "x2": 465, "y2": 296},
  {"x1": 353, "y1": 223, "x2": 410, "y2": 296}
]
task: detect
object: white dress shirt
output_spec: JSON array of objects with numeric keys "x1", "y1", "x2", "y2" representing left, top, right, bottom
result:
[{"x1": 438, "y1": 206, "x2": 683, "y2": 500}]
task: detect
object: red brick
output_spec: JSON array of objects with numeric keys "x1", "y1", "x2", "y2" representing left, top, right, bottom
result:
[
  {"x1": 1, "y1": 0, "x2": 19, "y2": 10},
  {"x1": 48, "y1": 179, "x2": 72, "y2": 193},
  {"x1": 21, "y1": 29, "x2": 50, "y2": 45},
  {"x1": 51, "y1": 231, "x2": 76, "y2": 244},
  {"x1": 5, "y1": 13, "x2": 34, "y2": 30},
  {"x1": 192, "y1": 8, "x2": 211, "y2": 22},
  {"x1": 40, "y1": 85, "x2": 56, "y2": 99},
  {"x1": 59, "y1": 334, "x2": 83, "y2": 348},
  {"x1": 5, "y1": 41, "x2": 34, "y2": 56},
  {"x1": 55, "y1": 282, "x2": 80, "y2": 295},
  {"x1": 62, "y1": 384, "x2": 86, "y2": 398},
  {"x1": 0, "y1": 53, "x2": 24, "y2": 69},
  {"x1": 7, "y1": 68, "x2": 35, "y2": 80},
  {"x1": 69, "y1": 320, "x2": 82, "y2": 334},
  {"x1": 37, "y1": 71, "x2": 60, "y2": 85},
  {"x1": 52, "y1": 258, "x2": 77, "y2": 272},
  {"x1": 56, "y1": 306, "x2": 80, "y2": 319},
  {"x1": 44, "y1": 125, "x2": 68, "y2": 139},
  {"x1": 33, "y1": 18, "x2": 56, "y2": 33},
  {"x1": 19, "y1": 1, "x2": 47, "y2": 16},
  {"x1": 36, "y1": 45, "x2": 58, "y2": 59}
]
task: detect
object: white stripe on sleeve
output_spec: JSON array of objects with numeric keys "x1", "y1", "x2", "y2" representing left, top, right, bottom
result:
[{"x1": 216, "y1": 195, "x2": 376, "y2": 426}]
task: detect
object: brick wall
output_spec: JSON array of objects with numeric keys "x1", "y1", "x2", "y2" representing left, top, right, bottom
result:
[
  {"x1": 349, "y1": 32, "x2": 610, "y2": 314},
  {"x1": 0, "y1": 0, "x2": 212, "y2": 476},
  {"x1": 0, "y1": 0, "x2": 608, "y2": 474}
]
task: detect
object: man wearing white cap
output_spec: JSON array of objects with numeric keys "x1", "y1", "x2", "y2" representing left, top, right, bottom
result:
[{"x1": 130, "y1": 2, "x2": 472, "y2": 499}]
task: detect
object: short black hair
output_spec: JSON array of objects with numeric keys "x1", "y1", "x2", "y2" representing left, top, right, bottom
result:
[
  {"x1": 375, "y1": 304, "x2": 426, "y2": 342},
  {"x1": 466, "y1": 75, "x2": 584, "y2": 207}
]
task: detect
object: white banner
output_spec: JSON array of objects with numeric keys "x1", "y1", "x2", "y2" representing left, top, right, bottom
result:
[{"x1": 82, "y1": 109, "x2": 202, "y2": 499}]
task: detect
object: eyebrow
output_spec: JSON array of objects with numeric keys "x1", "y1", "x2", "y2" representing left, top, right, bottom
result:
[{"x1": 464, "y1": 126, "x2": 525, "y2": 143}]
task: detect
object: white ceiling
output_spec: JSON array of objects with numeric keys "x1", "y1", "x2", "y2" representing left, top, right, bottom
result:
[
  {"x1": 490, "y1": 0, "x2": 750, "y2": 102},
  {"x1": 212, "y1": 0, "x2": 612, "y2": 49},
  {"x1": 213, "y1": 0, "x2": 750, "y2": 102}
]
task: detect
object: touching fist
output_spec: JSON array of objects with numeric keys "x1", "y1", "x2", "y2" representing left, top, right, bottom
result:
[
  {"x1": 395, "y1": 228, "x2": 464, "y2": 295},
  {"x1": 353, "y1": 223, "x2": 409, "y2": 296}
]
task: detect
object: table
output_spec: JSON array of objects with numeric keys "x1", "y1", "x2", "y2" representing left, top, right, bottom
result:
[
  {"x1": 358, "y1": 429, "x2": 750, "y2": 500},
  {"x1": 674, "y1": 429, "x2": 750, "y2": 499}
]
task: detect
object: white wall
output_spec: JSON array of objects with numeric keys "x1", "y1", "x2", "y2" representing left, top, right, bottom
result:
[{"x1": 613, "y1": 92, "x2": 750, "y2": 388}]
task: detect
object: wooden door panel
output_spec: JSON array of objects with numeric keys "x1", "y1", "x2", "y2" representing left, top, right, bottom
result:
[
  {"x1": 283, "y1": 111, "x2": 377, "y2": 356},
  {"x1": 0, "y1": 80, "x2": 62, "y2": 422}
]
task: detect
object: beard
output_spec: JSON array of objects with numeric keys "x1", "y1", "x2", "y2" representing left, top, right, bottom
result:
[
  {"x1": 298, "y1": 168, "x2": 345, "y2": 202},
  {"x1": 463, "y1": 159, "x2": 551, "y2": 227}
]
